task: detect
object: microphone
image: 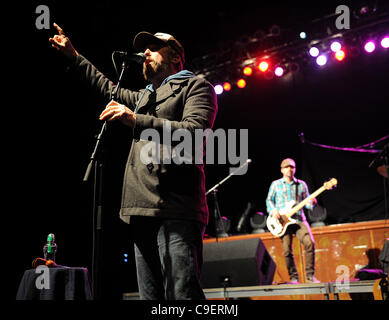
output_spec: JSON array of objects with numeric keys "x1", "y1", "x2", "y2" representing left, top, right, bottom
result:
[{"x1": 113, "y1": 51, "x2": 146, "y2": 64}]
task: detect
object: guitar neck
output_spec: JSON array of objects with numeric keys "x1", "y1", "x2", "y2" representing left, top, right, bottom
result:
[{"x1": 286, "y1": 186, "x2": 326, "y2": 218}]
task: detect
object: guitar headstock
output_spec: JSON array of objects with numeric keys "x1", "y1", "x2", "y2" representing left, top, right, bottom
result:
[{"x1": 323, "y1": 178, "x2": 338, "y2": 190}]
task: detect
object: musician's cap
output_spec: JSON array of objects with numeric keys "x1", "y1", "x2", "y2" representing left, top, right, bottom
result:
[
  {"x1": 281, "y1": 158, "x2": 296, "y2": 168},
  {"x1": 133, "y1": 32, "x2": 185, "y2": 64}
]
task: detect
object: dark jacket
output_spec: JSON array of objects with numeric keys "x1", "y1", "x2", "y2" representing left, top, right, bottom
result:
[{"x1": 73, "y1": 55, "x2": 218, "y2": 225}]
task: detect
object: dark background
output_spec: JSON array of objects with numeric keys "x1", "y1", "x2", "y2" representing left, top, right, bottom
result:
[{"x1": 16, "y1": 0, "x2": 388, "y2": 299}]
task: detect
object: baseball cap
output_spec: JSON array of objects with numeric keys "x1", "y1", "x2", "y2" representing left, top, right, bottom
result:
[
  {"x1": 280, "y1": 158, "x2": 296, "y2": 168},
  {"x1": 133, "y1": 32, "x2": 185, "y2": 64}
]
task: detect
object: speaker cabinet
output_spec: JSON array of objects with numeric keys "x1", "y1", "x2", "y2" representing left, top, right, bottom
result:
[{"x1": 201, "y1": 237, "x2": 276, "y2": 288}]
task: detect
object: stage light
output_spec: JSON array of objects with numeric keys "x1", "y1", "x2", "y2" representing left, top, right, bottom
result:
[
  {"x1": 300, "y1": 32, "x2": 307, "y2": 39},
  {"x1": 243, "y1": 66, "x2": 253, "y2": 76},
  {"x1": 223, "y1": 82, "x2": 232, "y2": 91},
  {"x1": 274, "y1": 66, "x2": 284, "y2": 77},
  {"x1": 307, "y1": 205, "x2": 327, "y2": 227},
  {"x1": 216, "y1": 216, "x2": 231, "y2": 237},
  {"x1": 381, "y1": 36, "x2": 389, "y2": 48},
  {"x1": 250, "y1": 212, "x2": 266, "y2": 234},
  {"x1": 258, "y1": 61, "x2": 269, "y2": 72},
  {"x1": 237, "y1": 78, "x2": 246, "y2": 88},
  {"x1": 214, "y1": 84, "x2": 223, "y2": 95},
  {"x1": 330, "y1": 41, "x2": 342, "y2": 52},
  {"x1": 316, "y1": 54, "x2": 327, "y2": 66},
  {"x1": 335, "y1": 49, "x2": 345, "y2": 61},
  {"x1": 364, "y1": 40, "x2": 376, "y2": 53},
  {"x1": 309, "y1": 47, "x2": 320, "y2": 57}
]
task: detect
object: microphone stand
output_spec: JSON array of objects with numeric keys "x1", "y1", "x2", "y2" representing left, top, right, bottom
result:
[
  {"x1": 82, "y1": 60, "x2": 128, "y2": 300},
  {"x1": 206, "y1": 160, "x2": 252, "y2": 240}
]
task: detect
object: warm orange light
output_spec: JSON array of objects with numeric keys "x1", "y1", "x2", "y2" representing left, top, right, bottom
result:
[
  {"x1": 236, "y1": 79, "x2": 246, "y2": 88},
  {"x1": 223, "y1": 82, "x2": 232, "y2": 91},
  {"x1": 243, "y1": 66, "x2": 253, "y2": 76},
  {"x1": 335, "y1": 50, "x2": 345, "y2": 61},
  {"x1": 258, "y1": 61, "x2": 269, "y2": 72}
]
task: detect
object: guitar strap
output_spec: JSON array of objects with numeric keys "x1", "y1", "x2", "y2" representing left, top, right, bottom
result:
[
  {"x1": 295, "y1": 181, "x2": 303, "y2": 221},
  {"x1": 294, "y1": 181, "x2": 299, "y2": 202}
]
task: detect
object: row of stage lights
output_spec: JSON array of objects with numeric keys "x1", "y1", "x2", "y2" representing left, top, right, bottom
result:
[{"x1": 213, "y1": 35, "x2": 389, "y2": 95}]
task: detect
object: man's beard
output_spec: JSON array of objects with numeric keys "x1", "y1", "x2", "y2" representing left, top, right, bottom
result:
[{"x1": 143, "y1": 60, "x2": 169, "y2": 82}]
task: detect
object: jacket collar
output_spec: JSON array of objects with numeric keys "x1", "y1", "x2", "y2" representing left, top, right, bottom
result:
[
  {"x1": 146, "y1": 70, "x2": 195, "y2": 92},
  {"x1": 136, "y1": 70, "x2": 195, "y2": 113}
]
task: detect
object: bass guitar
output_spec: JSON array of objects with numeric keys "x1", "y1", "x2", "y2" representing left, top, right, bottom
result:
[{"x1": 266, "y1": 178, "x2": 337, "y2": 237}]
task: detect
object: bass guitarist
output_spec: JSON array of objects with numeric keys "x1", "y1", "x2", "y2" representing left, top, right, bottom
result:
[{"x1": 266, "y1": 158, "x2": 319, "y2": 284}]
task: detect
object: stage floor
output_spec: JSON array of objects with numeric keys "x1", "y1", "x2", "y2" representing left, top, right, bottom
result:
[{"x1": 123, "y1": 279, "x2": 382, "y2": 300}]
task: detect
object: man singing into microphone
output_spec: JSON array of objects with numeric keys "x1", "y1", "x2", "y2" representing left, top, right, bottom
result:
[{"x1": 49, "y1": 23, "x2": 217, "y2": 300}]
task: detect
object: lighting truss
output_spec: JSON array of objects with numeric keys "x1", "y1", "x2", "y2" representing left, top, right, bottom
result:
[{"x1": 190, "y1": 3, "x2": 389, "y2": 92}]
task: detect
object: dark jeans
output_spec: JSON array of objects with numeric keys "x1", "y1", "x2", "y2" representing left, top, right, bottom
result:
[
  {"x1": 280, "y1": 221, "x2": 315, "y2": 280},
  {"x1": 129, "y1": 216, "x2": 206, "y2": 300}
]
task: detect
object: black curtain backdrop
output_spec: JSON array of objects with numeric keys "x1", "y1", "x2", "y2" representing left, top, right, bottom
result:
[
  {"x1": 14, "y1": 1, "x2": 389, "y2": 299},
  {"x1": 301, "y1": 142, "x2": 388, "y2": 224}
]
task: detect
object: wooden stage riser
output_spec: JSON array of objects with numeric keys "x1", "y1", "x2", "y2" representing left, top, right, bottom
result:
[{"x1": 203, "y1": 220, "x2": 389, "y2": 286}]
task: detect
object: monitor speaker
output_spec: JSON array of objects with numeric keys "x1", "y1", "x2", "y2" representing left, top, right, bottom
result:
[{"x1": 201, "y1": 237, "x2": 276, "y2": 288}]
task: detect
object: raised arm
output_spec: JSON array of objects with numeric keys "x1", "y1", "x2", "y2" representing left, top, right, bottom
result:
[
  {"x1": 49, "y1": 23, "x2": 79, "y2": 59},
  {"x1": 49, "y1": 23, "x2": 140, "y2": 108}
]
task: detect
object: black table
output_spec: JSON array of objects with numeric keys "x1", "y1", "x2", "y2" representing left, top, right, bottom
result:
[{"x1": 16, "y1": 267, "x2": 92, "y2": 300}]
